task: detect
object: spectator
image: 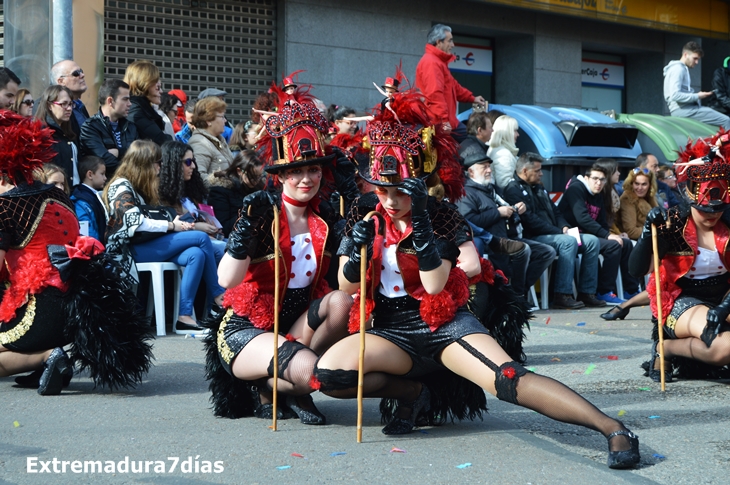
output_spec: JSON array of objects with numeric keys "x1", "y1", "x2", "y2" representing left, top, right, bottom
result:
[
  {"x1": 70, "y1": 156, "x2": 108, "y2": 241},
  {"x1": 558, "y1": 163, "x2": 639, "y2": 303},
  {"x1": 0, "y1": 67, "x2": 21, "y2": 109},
  {"x1": 594, "y1": 159, "x2": 623, "y2": 236},
  {"x1": 207, "y1": 149, "x2": 265, "y2": 237},
  {"x1": 175, "y1": 99, "x2": 197, "y2": 144},
  {"x1": 228, "y1": 121, "x2": 247, "y2": 157},
  {"x1": 663, "y1": 41, "x2": 730, "y2": 129},
  {"x1": 10, "y1": 88, "x2": 33, "y2": 117},
  {"x1": 80, "y1": 79, "x2": 138, "y2": 178},
  {"x1": 102, "y1": 140, "x2": 225, "y2": 334},
  {"x1": 331, "y1": 106, "x2": 358, "y2": 135},
  {"x1": 51, "y1": 60, "x2": 89, "y2": 137},
  {"x1": 198, "y1": 87, "x2": 232, "y2": 143},
  {"x1": 41, "y1": 163, "x2": 71, "y2": 195},
  {"x1": 456, "y1": 152, "x2": 555, "y2": 299},
  {"x1": 124, "y1": 60, "x2": 172, "y2": 146},
  {"x1": 34, "y1": 85, "x2": 79, "y2": 185},
  {"x1": 244, "y1": 121, "x2": 261, "y2": 150},
  {"x1": 459, "y1": 111, "x2": 491, "y2": 162},
  {"x1": 504, "y1": 153, "x2": 604, "y2": 309},
  {"x1": 188, "y1": 96, "x2": 234, "y2": 178},
  {"x1": 157, "y1": 92, "x2": 179, "y2": 137},
  {"x1": 167, "y1": 88, "x2": 188, "y2": 132},
  {"x1": 636, "y1": 152, "x2": 680, "y2": 208},
  {"x1": 487, "y1": 115, "x2": 520, "y2": 188},
  {"x1": 657, "y1": 165, "x2": 682, "y2": 202},
  {"x1": 485, "y1": 109, "x2": 505, "y2": 126},
  {"x1": 415, "y1": 24, "x2": 486, "y2": 142},
  {"x1": 619, "y1": 168, "x2": 658, "y2": 240}
]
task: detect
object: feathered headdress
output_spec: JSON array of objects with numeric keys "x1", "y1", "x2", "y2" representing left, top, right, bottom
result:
[
  {"x1": 381, "y1": 62, "x2": 406, "y2": 93},
  {"x1": 0, "y1": 111, "x2": 56, "y2": 185},
  {"x1": 674, "y1": 130, "x2": 730, "y2": 213}
]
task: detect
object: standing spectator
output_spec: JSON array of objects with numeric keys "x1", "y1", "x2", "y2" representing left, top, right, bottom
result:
[
  {"x1": 175, "y1": 99, "x2": 197, "y2": 144},
  {"x1": 415, "y1": 24, "x2": 486, "y2": 142},
  {"x1": 487, "y1": 115, "x2": 520, "y2": 188},
  {"x1": 187, "y1": 97, "x2": 234, "y2": 178},
  {"x1": 504, "y1": 153, "x2": 605, "y2": 309},
  {"x1": 558, "y1": 163, "x2": 639, "y2": 304},
  {"x1": 0, "y1": 67, "x2": 21, "y2": 109},
  {"x1": 459, "y1": 111, "x2": 491, "y2": 161},
  {"x1": 328, "y1": 106, "x2": 358, "y2": 135},
  {"x1": 34, "y1": 86, "x2": 79, "y2": 185},
  {"x1": 663, "y1": 41, "x2": 730, "y2": 129},
  {"x1": 636, "y1": 152, "x2": 680, "y2": 208},
  {"x1": 710, "y1": 56, "x2": 730, "y2": 115},
  {"x1": 124, "y1": 60, "x2": 172, "y2": 146},
  {"x1": 70, "y1": 156, "x2": 108, "y2": 241},
  {"x1": 167, "y1": 89, "x2": 188, "y2": 132},
  {"x1": 619, "y1": 168, "x2": 658, "y2": 240},
  {"x1": 10, "y1": 88, "x2": 33, "y2": 117},
  {"x1": 80, "y1": 79, "x2": 138, "y2": 178},
  {"x1": 51, "y1": 60, "x2": 89, "y2": 137}
]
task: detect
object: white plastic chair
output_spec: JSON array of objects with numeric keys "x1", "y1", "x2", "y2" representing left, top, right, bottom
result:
[{"x1": 136, "y1": 262, "x2": 182, "y2": 336}]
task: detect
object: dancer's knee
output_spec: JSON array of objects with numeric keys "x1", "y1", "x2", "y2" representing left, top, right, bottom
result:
[
  {"x1": 267, "y1": 340, "x2": 309, "y2": 378},
  {"x1": 706, "y1": 338, "x2": 730, "y2": 366}
]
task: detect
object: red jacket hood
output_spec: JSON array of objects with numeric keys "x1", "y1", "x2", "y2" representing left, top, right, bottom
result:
[{"x1": 425, "y1": 43, "x2": 456, "y2": 64}]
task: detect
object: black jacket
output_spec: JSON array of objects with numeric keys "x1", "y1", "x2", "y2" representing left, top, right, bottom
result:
[
  {"x1": 711, "y1": 66, "x2": 730, "y2": 114},
  {"x1": 206, "y1": 174, "x2": 259, "y2": 237},
  {"x1": 46, "y1": 116, "x2": 78, "y2": 182},
  {"x1": 503, "y1": 174, "x2": 568, "y2": 238},
  {"x1": 557, "y1": 176, "x2": 610, "y2": 238},
  {"x1": 459, "y1": 135, "x2": 489, "y2": 160},
  {"x1": 80, "y1": 109, "x2": 139, "y2": 175},
  {"x1": 127, "y1": 96, "x2": 172, "y2": 146},
  {"x1": 455, "y1": 178, "x2": 508, "y2": 239}
]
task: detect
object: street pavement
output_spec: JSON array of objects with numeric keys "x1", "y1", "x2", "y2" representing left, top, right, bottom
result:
[{"x1": 1, "y1": 304, "x2": 729, "y2": 484}]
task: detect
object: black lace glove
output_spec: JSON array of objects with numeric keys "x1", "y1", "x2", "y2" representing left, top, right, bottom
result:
[
  {"x1": 331, "y1": 148, "x2": 360, "y2": 210},
  {"x1": 705, "y1": 293, "x2": 730, "y2": 346},
  {"x1": 342, "y1": 219, "x2": 375, "y2": 283},
  {"x1": 226, "y1": 191, "x2": 276, "y2": 260},
  {"x1": 399, "y1": 178, "x2": 442, "y2": 272}
]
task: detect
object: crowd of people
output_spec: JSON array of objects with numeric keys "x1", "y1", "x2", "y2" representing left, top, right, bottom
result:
[{"x1": 3, "y1": 22, "x2": 730, "y2": 472}]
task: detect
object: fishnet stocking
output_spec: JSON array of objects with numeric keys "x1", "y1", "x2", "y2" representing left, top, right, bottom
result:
[
  {"x1": 309, "y1": 291, "x2": 352, "y2": 354},
  {"x1": 266, "y1": 349, "x2": 319, "y2": 396}
]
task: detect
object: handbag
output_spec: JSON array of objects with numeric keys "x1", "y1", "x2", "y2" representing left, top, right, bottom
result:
[{"x1": 131, "y1": 205, "x2": 175, "y2": 244}]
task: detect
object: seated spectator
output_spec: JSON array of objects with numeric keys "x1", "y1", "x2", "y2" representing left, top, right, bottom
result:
[
  {"x1": 619, "y1": 168, "x2": 657, "y2": 240},
  {"x1": 459, "y1": 111, "x2": 491, "y2": 163},
  {"x1": 158, "y1": 140, "x2": 226, "y2": 262},
  {"x1": 558, "y1": 163, "x2": 640, "y2": 303},
  {"x1": 70, "y1": 156, "x2": 108, "y2": 241},
  {"x1": 51, "y1": 59, "x2": 89, "y2": 138},
  {"x1": 504, "y1": 153, "x2": 604, "y2": 309},
  {"x1": 658, "y1": 165, "x2": 682, "y2": 202},
  {"x1": 197, "y1": 88, "x2": 232, "y2": 143},
  {"x1": 228, "y1": 121, "x2": 247, "y2": 157},
  {"x1": 244, "y1": 120, "x2": 260, "y2": 150},
  {"x1": 0, "y1": 67, "x2": 21, "y2": 109},
  {"x1": 595, "y1": 159, "x2": 624, "y2": 236},
  {"x1": 40, "y1": 163, "x2": 71, "y2": 195},
  {"x1": 636, "y1": 152, "x2": 679, "y2": 208},
  {"x1": 456, "y1": 152, "x2": 555, "y2": 298},
  {"x1": 80, "y1": 79, "x2": 138, "y2": 178},
  {"x1": 157, "y1": 92, "x2": 179, "y2": 137},
  {"x1": 34, "y1": 85, "x2": 80, "y2": 185},
  {"x1": 487, "y1": 115, "x2": 520, "y2": 188},
  {"x1": 188, "y1": 96, "x2": 234, "y2": 178},
  {"x1": 167, "y1": 88, "x2": 188, "y2": 133},
  {"x1": 102, "y1": 140, "x2": 225, "y2": 335},
  {"x1": 175, "y1": 99, "x2": 196, "y2": 144},
  {"x1": 124, "y1": 60, "x2": 172, "y2": 146},
  {"x1": 10, "y1": 88, "x2": 33, "y2": 117}
]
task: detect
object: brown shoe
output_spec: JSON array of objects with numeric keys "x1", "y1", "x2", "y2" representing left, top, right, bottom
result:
[
  {"x1": 488, "y1": 237, "x2": 525, "y2": 255},
  {"x1": 553, "y1": 293, "x2": 585, "y2": 309},
  {"x1": 577, "y1": 293, "x2": 608, "y2": 307}
]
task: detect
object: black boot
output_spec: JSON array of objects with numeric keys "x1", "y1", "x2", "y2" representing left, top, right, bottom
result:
[
  {"x1": 38, "y1": 348, "x2": 71, "y2": 396},
  {"x1": 285, "y1": 394, "x2": 326, "y2": 425}
]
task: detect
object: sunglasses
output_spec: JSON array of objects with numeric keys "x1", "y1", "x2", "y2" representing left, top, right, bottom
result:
[
  {"x1": 182, "y1": 157, "x2": 196, "y2": 167},
  {"x1": 22, "y1": 99, "x2": 34, "y2": 106},
  {"x1": 62, "y1": 69, "x2": 84, "y2": 78},
  {"x1": 633, "y1": 167, "x2": 650, "y2": 175}
]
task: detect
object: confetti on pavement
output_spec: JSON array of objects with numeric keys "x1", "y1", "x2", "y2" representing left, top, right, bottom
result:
[
  {"x1": 456, "y1": 463, "x2": 472, "y2": 469},
  {"x1": 576, "y1": 322, "x2": 586, "y2": 326},
  {"x1": 638, "y1": 387, "x2": 651, "y2": 391},
  {"x1": 330, "y1": 452, "x2": 347, "y2": 457},
  {"x1": 618, "y1": 410, "x2": 626, "y2": 416},
  {"x1": 390, "y1": 447, "x2": 407, "y2": 453},
  {"x1": 648, "y1": 415, "x2": 661, "y2": 419},
  {"x1": 545, "y1": 316, "x2": 551, "y2": 325},
  {"x1": 277, "y1": 465, "x2": 291, "y2": 470},
  {"x1": 13, "y1": 421, "x2": 20, "y2": 428},
  {"x1": 291, "y1": 453, "x2": 304, "y2": 458},
  {"x1": 551, "y1": 357, "x2": 561, "y2": 362},
  {"x1": 585, "y1": 364, "x2": 596, "y2": 374},
  {"x1": 653, "y1": 454, "x2": 666, "y2": 459}
]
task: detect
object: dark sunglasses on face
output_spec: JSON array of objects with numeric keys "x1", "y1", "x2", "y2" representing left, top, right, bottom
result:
[
  {"x1": 22, "y1": 99, "x2": 34, "y2": 106},
  {"x1": 63, "y1": 69, "x2": 84, "y2": 78},
  {"x1": 182, "y1": 157, "x2": 196, "y2": 167}
]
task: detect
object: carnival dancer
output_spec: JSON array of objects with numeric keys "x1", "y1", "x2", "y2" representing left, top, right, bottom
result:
[
  {"x1": 313, "y1": 89, "x2": 641, "y2": 469},
  {"x1": 630, "y1": 132, "x2": 730, "y2": 381},
  {"x1": 0, "y1": 111, "x2": 152, "y2": 395},
  {"x1": 203, "y1": 84, "x2": 356, "y2": 424}
]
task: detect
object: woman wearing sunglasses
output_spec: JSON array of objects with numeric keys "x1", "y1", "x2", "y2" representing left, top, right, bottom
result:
[
  {"x1": 10, "y1": 89, "x2": 34, "y2": 118},
  {"x1": 34, "y1": 86, "x2": 79, "y2": 186},
  {"x1": 188, "y1": 97, "x2": 234, "y2": 179}
]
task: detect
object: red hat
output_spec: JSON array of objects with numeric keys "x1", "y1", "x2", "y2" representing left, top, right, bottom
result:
[
  {"x1": 381, "y1": 61, "x2": 406, "y2": 92},
  {"x1": 675, "y1": 131, "x2": 730, "y2": 213},
  {"x1": 0, "y1": 111, "x2": 56, "y2": 185},
  {"x1": 281, "y1": 70, "x2": 304, "y2": 91}
]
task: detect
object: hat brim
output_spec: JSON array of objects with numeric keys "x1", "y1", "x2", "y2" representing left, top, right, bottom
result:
[
  {"x1": 264, "y1": 153, "x2": 335, "y2": 174},
  {"x1": 691, "y1": 202, "x2": 730, "y2": 214},
  {"x1": 358, "y1": 169, "x2": 431, "y2": 187},
  {"x1": 463, "y1": 157, "x2": 492, "y2": 168}
]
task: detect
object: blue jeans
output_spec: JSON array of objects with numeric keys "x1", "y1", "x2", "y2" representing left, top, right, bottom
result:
[
  {"x1": 532, "y1": 233, "x2": 600, "y2": 295},
  {"x1": 131, "y1": 231, "x2": 225, "y2": 316}
]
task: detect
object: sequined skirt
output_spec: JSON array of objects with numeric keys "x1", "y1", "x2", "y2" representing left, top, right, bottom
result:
[
  {"x1": 368, "y1": 292, "x2": 489, "y2": 378},
  {"x1": 0, "y1": 287, "x2": 68, "y2": 352},
  {"x1": 217, "y1": 286, "x2": 311, "y2": 375}
]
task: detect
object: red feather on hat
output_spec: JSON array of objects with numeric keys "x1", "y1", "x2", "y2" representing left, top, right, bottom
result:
[{"x1": 0, "y1": 111, "x2": 56, "y2": 185}]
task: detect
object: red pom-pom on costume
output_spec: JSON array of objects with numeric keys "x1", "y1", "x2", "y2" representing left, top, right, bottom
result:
[
  {"x1": 222, "y1": 283, "x2": 275, "y2": 330},
  {"x1": 0, "y1": 111, "x2": 56, "y2": 185},
  {"x1": 420, "y1": 268, "x2": 470, "y2": 331},
  {"x1": 502, "y1": 367, "x2": 516, "y2": 379},
  {"x1": 647, "y1": 265, "x2": 682, "y2": 325},
  {"x1": 348, "y1": 289, "x2": 375, "y2": 334},
  {"x1": 285, "y1": 333, "x2": 296, "y2": 342},
  {"x1": 308, "y1": 375, "x2": 321, "y2": 391}
]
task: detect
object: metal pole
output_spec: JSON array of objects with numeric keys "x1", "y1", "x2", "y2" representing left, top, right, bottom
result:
[{"x1": 52, "y1": 0, "x2": 73, "y2": 64}]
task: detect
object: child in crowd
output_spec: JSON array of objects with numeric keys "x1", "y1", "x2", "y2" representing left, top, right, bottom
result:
[{"x1": 70, "y1": 156, "x2": 108, "y2": 241}]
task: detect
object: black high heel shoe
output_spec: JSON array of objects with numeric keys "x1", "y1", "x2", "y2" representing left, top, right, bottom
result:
[
  {"x1": 15, "y1": 366, "x2": 73, "y2": 389},
  {"x1": 249, "y1": 383, "x2": 294, "y2": 419},
  {"x1": 382, "y1": 385, "x2": 431, "y2": 435},
  {"x1": 600, "y1": 305, "x2": 630, "y2": 321},
  {"x1": 606, "y1": 429, "x2": 640, "y2": 469},
  {"x1": 38, "y1": 348, "x2": 71, "y2": 396},
  {"x1": 285, "y1": 394, "x2": 326, "y2": 425},
  {"x1": 648, "y1": 340, "x2": 672, "y2": 383}
]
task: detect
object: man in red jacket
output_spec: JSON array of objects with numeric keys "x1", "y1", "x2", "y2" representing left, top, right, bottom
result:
[{"x1": 415, "y1": 24, "x2": 486, "y2": 142}]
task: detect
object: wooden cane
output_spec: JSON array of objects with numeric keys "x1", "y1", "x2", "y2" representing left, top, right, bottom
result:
[
  {"x1": 340, "y1": 196, "x2": 345, "y2": 218},
  {"x1": 651, "y1": 224, "x2": 666, "y2": 392},
  {"x1": 272, "y1": 204, "x2": 281, "y2": 429}
]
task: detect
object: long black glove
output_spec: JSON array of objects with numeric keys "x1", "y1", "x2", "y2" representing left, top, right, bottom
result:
[
  {"x1": 629, "y1": 206, "x2": 669, "y2": 278},
  {"x1": 226, "y1": 190, "x2": 276, "y2": 260},
  {"x1": 398, "y1": 178, "x2": 442, "y2": 272},
  {"x1": 342, "y1": 218, "x2": 375, "y2": 283},
  {"x1": 704, "y1": 293, "x2": 730, "y2": 346},
  {"x1": 331, "y1": 148, "x2": 360, "y2": 212}
]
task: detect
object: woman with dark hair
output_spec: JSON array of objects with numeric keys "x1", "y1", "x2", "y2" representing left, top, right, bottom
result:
[
  {"x1": 326, "y1": 105, "x2": 358, "y2": 136},
  {"x1": 207, "y1": 149, "x2": 265, "y2": 237},
  {"x1": 159, "y1": 140, "x2": 226, "y2": 261},
  {"x1": 103, "y1": 140, "x2": 226, "y2": 334},
  {"x1": 124, "y1": 60, "x2": 172, "y2": 146},
  {"x1": 157, "y1": 92, "x2": 180, "y2": 137},
  {"x1": 34, "y1": 85, "x2": 79, "y2": 185}
]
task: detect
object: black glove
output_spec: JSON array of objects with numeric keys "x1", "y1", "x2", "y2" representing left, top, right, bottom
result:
[
  {"x1": 705, "y1": 293, "x2": 730, "y2": 346},
  {"x1": 398, "y1": 178, "x2": 442, "y2": 272},
  {"x1": 226, "y1": 191, "x2": 276, "y2": 260},
  {"x1": 331, "y1": 148, "x2": 360, "y2": 210},
  {"x1": 641, "y1": 206, "x2": 667, "y2": 240},
  {"x1": 342, "y1": 219, "x2": 375, "y2": 283}
]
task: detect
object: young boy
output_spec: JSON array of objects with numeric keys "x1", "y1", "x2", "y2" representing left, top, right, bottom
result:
[{"x1": 70, "y1": 156, "x2": 108, "y2": 241}]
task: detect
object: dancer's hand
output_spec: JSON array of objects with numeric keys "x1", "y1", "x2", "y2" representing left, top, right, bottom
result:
[
  {"x1": 342, "y1": 219, "x2": 375, "y2": 283},
  {"x1": 243, "y1": 190, "x2": 276, "y2": 219},
  {"x1": 642, "y1": 207, "x2": 667, "y2": 240},
  {"x1": 399, "y1": 178, "x2": 428, "y2": 217},
  {"x1": 227, "y1": 191, "x2": 275, "y2": 260}
]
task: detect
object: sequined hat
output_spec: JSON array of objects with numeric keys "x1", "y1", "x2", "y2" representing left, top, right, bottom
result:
[{"x1": 675, "y1": 132, "x2": 730, "y2": 213}]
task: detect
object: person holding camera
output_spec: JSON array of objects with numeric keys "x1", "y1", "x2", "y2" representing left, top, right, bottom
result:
[{"x1": 456, "y1": 152, "x2": 555, "y2": 299}]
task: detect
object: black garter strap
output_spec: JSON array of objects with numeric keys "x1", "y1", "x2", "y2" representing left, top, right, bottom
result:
[
  {"x1": 312, "y1": 366, "x2": 358, "y2": 391},
  {"x1": 307, "y1": 297, "x2": 324, "y2": 331},
  {"x1": 455, "y1": 338, "x2": 528, "y2": 404},
  {"x1": 267, "y1": 340, "x2": 307, "y2": 378}
]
